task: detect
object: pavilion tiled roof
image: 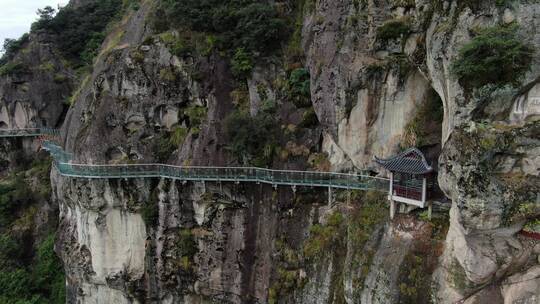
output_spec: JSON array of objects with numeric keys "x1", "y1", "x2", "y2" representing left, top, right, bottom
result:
[{"x1": 374, "y1": 148, "x2": 433, "y2": 175}]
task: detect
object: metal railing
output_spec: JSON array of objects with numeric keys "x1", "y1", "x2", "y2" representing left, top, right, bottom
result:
[
  {"x1": 5, "y1": 128, "x2": 390, "y2": 191},
  {"x1": 0, "y1": 128, "x2": 59, "y2": 137}
]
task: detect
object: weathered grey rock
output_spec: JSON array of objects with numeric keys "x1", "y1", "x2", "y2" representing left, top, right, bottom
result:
[
  {"x1": 501, "y1": 266, "x2": 540, "y2": 304},
  {"x1": 303, "y1": 0, "x2": 442, "y2": 169},
  {"x1": 0, "y1": 31, "x2": 73, "y2": 170},
  {"x1": 0, "y1": 33, "x2": 72, "y2": 130},
  {"x1": 510, "y1": 83, "x2": 540, "y2": 123}
]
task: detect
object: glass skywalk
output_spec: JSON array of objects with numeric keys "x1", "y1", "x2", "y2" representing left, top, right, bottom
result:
[{"x1": 3, "y1": 128, "x2": 389, "y2": 191}]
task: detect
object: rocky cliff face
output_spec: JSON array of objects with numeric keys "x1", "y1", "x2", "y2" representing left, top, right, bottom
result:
[
  {"x1": 0, "y1": 30, "x2": 72, "y2": 168},
  {"x1": 0, "y1": 33, "x2": 71, "y2": 130},
  {"x1": 302, "y1": 0, "x2": 540, "y2": 303},
  {"x1": 0, "y1": 0, "x2": 539, "y2": 303}
]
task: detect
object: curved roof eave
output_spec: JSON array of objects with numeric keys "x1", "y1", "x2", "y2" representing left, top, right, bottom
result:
[{"x1": 374, "y1": 148, "x2": 434, "y2": 175}]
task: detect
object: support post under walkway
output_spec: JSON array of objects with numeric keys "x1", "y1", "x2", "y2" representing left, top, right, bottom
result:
[{"x1": 328, "y1": 187, "x2": 332, "y2": 206}]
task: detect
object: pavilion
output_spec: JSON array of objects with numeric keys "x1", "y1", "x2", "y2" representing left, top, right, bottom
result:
[{"x1": 375, "y1": 148, "x2": 436, "y2": 219}]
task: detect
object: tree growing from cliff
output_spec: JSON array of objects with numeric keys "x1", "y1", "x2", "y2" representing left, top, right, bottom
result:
[
  {"x1": 451, "y1": 24, "x2": 534, "y2": 90},
  {"x1": 32, "y1": 6, "x2": 56, "y2": 30}
]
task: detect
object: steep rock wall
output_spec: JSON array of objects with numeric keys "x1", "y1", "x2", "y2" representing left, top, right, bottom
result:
[
  {"x1": 303, "y1": 0, "x2": 441, "y2": 169},
  {"x1": 301, "y1": 0, "x2": 540, "y2": 302},
  {"x1": 0, "y1": 32, "x2": 71, "y2": 130}
]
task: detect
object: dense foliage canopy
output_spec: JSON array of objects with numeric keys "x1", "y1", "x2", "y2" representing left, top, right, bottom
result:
[
  {"x1": 32, "y1": 0, "x2": 122, "y2": 66},
  {"x1": 153, "y1": 0, "x2": 289, "y2": 56}
]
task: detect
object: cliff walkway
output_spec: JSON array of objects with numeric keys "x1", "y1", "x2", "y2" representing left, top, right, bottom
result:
[{"x1": 0, "y1": 128, "x2": 389, "y2": 191}]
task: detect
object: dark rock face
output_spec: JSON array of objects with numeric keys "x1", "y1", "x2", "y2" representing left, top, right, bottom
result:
[{"x1": 52, "y1": 170, "x2": 320, "y2": 303}]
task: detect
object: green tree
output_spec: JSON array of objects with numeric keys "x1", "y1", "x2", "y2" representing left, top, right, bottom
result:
[
  {"x1": 287, "y1": 68, "x2": 311, "y2": 108},
  {"x1": 32, "y1": 6, "x2": 56, "y2": 30},
  {"x1": 231, "y1": 48, "x2": 253, "y2": 78},
  {"x1": 451, "y1": 24, "x2": 534, "y2": 89}
]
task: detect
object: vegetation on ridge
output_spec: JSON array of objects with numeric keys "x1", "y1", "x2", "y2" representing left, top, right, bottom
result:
[
  {"x1": 0, "y1": 0, "x2": 126, "y2": 72},
  {"x1": 32, "y1": 0, "x2": 123, "y2": 67},
  {"x1": 0, "y1": 34, "x2": 29, "y2": 66}
]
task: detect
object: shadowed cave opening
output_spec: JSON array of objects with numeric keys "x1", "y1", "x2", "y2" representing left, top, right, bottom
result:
[
  {"x1": 407, "y1": 87, "x2": 444, "y2": 168},
  {"x1": 415, "y1": 87, "x2": 445, "y2": 201}
]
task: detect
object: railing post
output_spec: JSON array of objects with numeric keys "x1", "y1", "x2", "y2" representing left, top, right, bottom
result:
[
  {"x1": 328, "y1": 186, "x2": 332, "y2": 206},
  {"x1": 421, "y1": 176, "x2": 427, "y2": 207},
  {"x1": 389, "y1": 172, "x2": 394, "y2": 199}
]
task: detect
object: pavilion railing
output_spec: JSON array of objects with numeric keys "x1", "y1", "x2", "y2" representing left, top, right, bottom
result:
[{"x1": 392, "y1": 179, "x2": 423, "y2": 201}]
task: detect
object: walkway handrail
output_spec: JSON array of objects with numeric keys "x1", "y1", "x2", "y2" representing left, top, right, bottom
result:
[
  {"x1": 63, "y1": 162, "x2": 387, "y2": 180},
  {"x1": 0, "y1": 128, "x2": 59, "y2": 137},
  {"x1": 3, "y1": 128, "x2": 390, "y2": 191}
]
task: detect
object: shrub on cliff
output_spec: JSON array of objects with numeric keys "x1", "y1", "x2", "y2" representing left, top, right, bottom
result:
[
  {"x1": 303, "y1": 212, "x2": 345, "y2": 259},
  {"x1": 224, "y1": 109, "x2": 279, "y2": 166},
  {"x1": 287, "y1": 68, "x2": 312, "y2": 108},
  {"x1": 0, "y1": 61, "x2": 28, "y2": 76},
  {"x1": 231, "y1": 48, "x2": 254, "y2": 78},
  {"x1": 451, "y1": 24, "x2": 534, "y2": 90},
  {"x1": 376, "y1": 18, "x2": 411, "y2": 41}
]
